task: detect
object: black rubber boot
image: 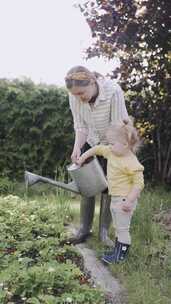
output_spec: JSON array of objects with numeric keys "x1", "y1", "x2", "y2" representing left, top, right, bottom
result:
[
  {"x1": 63, "y1": 196, "x2": 95, "y2": 245},
  {"x1": 99, "y1": 193, "x2": 113, "y2": 246},
  {"x1": 78, "y1": 196, "x2": 95, "y2": 237}
]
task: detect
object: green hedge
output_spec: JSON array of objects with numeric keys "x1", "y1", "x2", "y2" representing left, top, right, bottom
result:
[
  {"x1": 1, "y1": 78, "x2": 170, "y2": 185},
  {"x1": 0, "y1": 79, "x2": 74, "y2": 179}
]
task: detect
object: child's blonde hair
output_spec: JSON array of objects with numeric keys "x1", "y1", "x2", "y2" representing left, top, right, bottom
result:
[{"x1": 106, "y1": 118, "x2": 141, "y2": 154}]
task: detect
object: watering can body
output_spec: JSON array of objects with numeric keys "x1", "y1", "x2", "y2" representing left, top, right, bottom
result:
[{"x1": 25, "y1": 157, "x2": 108, "y2": 197}]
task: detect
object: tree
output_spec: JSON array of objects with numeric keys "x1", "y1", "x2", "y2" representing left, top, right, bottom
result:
[{"x1": 79, "y1": 0, "x2": 171, "y2": 183}]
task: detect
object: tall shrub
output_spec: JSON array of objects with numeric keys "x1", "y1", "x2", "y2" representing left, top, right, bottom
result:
[{"x1": 0, "y1": 79, "x2": 74, "y2": 179}]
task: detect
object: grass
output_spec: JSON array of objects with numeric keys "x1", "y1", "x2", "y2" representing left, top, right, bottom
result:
[
  {"x1": 29, "y1": 184, "x2": 171, "y2": 304},
  {"x1": 83, "y1": 187, "x2": 171, "y2": 304}
]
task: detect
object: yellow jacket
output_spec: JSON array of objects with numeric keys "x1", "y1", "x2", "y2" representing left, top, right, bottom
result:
[{"x1": 94, "y1": 145, "x2": 144, "y2": 196}]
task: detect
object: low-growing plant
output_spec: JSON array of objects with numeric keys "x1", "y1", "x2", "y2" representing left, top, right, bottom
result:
[
  {"x1": 0, "y1": 177, "x2": 14, "y2": 194},
  {"x1": 0, "y1": 194, "x2": 106, "y2": 304}
]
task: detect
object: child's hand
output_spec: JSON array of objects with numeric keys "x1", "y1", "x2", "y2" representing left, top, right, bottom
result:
[{"x1": 122, "y1": 200, "x2": 133, "y2": 212}]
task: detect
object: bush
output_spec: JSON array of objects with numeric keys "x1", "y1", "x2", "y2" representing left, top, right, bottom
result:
[
  {"x1": 0, "y1": 176, "x2": 14, "y2": 194},
  {"x1": 0, "y1": 79, "x2": 74, "y2": 179}
]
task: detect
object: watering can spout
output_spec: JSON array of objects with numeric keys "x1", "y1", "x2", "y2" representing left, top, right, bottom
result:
[{"x1": 24, "y1": 171, "x2": 80, "y2": 194}]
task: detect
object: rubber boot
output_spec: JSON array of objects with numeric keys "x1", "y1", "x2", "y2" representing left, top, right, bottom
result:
[
  {"x1": 77, "y1": 196, "x2": 95, "y2": 238},
  {"x1": 104, "y1": 237, "x2": 118, "y2": 255},
  {"x1": 101, "y1": 241, "x2": 130, "y2": 264},
  {"x1": 64, "y1": 196, "x2": 95, "y2": 245},
  {"x1": 99, "y1": 193, "x2": 113, "y2": 246}
]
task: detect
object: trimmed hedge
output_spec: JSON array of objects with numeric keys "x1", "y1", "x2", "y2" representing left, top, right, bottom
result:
[{"x1": 0, "y1": 79, "x2": 74, "y2": 179}]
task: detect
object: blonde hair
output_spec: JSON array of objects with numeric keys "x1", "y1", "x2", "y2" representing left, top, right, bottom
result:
[
  {"x1": 65, "y1": 66, "x2": 103, "y2": 89},
  {"x1": 106, "y1": 118, "x2": 141, "y2": 154}
]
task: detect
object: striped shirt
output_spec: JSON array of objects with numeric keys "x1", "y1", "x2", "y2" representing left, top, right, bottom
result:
[{"x1": 69, "y1": 78, "x2": 129, "y2": 146}]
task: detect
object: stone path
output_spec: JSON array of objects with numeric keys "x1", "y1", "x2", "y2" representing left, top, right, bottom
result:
[{"x1": 70, "y1": 226, "x2": 127, "y2": 304}]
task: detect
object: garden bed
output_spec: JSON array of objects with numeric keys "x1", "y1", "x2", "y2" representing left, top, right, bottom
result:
[{"x1": 0, "y1": 195, "x2": 106, "y2": 304}]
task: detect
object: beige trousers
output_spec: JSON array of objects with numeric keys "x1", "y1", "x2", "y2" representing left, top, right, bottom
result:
[{"x1": 110, "y1": 196, "x2": 138, "y2": 245}]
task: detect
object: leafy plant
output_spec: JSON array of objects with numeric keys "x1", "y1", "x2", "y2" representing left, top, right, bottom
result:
[
  {"x1": 0, "y1": 177, "x2": 14, "y2": 194},
  {"x1": 0, "y1": 194, "x2": 106, "y2": 304}
]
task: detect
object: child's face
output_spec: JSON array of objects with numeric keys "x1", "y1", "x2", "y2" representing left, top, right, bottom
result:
[
  {"x1": 109, "y1": 140, "x2": 128, "y2": 156},
  {"x1": 106, "y1": 131, "x2": 128, "y2": 156}
]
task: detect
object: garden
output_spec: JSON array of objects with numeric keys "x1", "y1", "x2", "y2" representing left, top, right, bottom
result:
[
  {"x1": 0, "y1": 183, "x2": 171, "y2": 304},
  {"x1": 0, "y1": 0, "x2": 171, "y2": 303}
]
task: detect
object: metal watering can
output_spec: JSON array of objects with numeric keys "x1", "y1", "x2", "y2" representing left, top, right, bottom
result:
[{"x1": 25, "y1": 157, "x2": 108, "y2": 197}]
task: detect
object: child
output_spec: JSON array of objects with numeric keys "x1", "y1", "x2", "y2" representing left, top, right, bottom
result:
[{"x1": 77, "y1": 119, "x2": 144, "y2": 264}]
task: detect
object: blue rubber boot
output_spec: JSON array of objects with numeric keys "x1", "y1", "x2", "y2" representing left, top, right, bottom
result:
[
  {"x1": 103, "y1": 237, "x2": 118, "y2": 255},
  {"x1": 101, "y1": 241, "x2": 130, "y2": 264}
]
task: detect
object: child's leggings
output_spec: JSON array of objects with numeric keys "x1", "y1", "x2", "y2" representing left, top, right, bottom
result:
[{"x1": 110, "y1": 196, "x2": 138, "y2": 245}]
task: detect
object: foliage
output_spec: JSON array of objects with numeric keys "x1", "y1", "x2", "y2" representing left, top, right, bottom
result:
[
  {"x1": 0, "y1": 79, "x2": 74, "y2": 179},
  {"x1": 0, "y1": 194, "x2": 106, "y2": 304},
  {"x1": 79, "y1": 0, "x2": 171, "y2": 183},
  {"x1": 0, "y1": 177, "x2": 14, "y2": 194}
]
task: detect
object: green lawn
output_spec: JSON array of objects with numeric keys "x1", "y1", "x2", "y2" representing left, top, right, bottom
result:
[{"x1": 84, "y1": 187, "x2": 171, "y2": 304}]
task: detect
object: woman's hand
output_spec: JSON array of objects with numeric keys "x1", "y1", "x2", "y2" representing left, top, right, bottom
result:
[
  {"x1": 76, "y1": 157, "x2": 84, "y2": 166},
  {"x1": 71, "y1": 147, "x2": 81, "y2": 163},
  {"x1": 71, "y1": 130, "x2": 87, "y2": 163}
]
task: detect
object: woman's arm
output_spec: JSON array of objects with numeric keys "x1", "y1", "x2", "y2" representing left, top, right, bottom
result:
[
  {"x1": 71, "y1": 129, "x2": 88, "y2": 163},
  {"x1": 69, "y1": 94, "x2": 88, "y2": 162}
]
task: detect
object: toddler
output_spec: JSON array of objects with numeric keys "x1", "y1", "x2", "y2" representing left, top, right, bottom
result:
[{"x1": 77, "y1": 119, "x2": 144, "y2": 264}]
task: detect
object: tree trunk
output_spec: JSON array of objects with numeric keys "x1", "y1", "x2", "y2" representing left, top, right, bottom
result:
[
  {"x1": 156, "y1": 130, "x2": 162, "y2": 178},
  {"x1": 162, "y1": 142, "x2": 171, "y2": 181}
]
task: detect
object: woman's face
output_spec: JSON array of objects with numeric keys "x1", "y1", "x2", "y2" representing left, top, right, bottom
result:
[{"x1": 69, "y1": 81, "x2": 97, "y2": 103}]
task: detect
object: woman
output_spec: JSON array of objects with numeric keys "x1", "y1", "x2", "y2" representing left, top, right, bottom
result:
[{"x1": 65, "y1": 65, "x2": 129, "y2": 245}]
